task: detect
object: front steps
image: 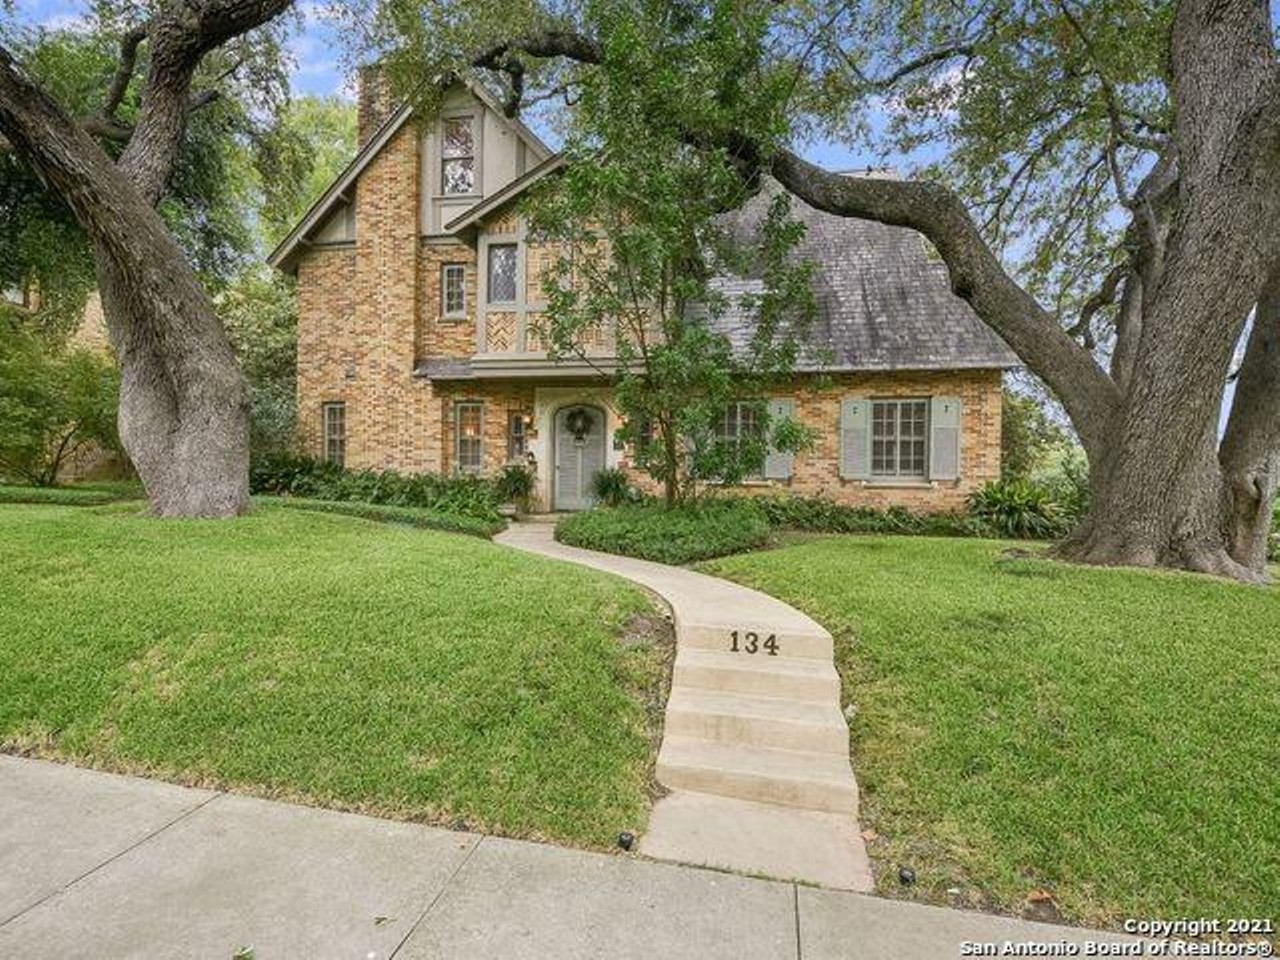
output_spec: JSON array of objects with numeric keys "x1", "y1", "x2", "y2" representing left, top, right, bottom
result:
[
  {"x1": 493, "y1": 524, "x2": 871, "y2": 890},
  {"x1": 665, "y1": 688, "x2": 850, "y2": 755}
]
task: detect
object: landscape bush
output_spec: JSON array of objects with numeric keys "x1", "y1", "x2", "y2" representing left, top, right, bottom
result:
[
  {"x1": 260, "y1": 497, "x2": 505, "y2": 538},
  {"x1": 0, "y1": 484, "x2": 121, "y2": 506},
  {"x1": 590, "y1": 467, "x2": 642, "y2": 507},
  {"x1": 967, "y1": 479, "x2": 1069, "y2": 539},
  {"x1": 250, "y1": 455, "x2": 503, "y2": 522},
  {"x1": 754, "y1": 495, "x2": 993, "y2": 538},
  {"x1": 557, "y1": 499, "x2": 771, "y2": 564},
  {"x1": 495, "y1": 464, "x2": 535, "y2": 510}
]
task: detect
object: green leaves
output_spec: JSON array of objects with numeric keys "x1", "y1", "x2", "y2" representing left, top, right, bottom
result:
[{"x1": 0, "y1": 320, "x2": 120, "y2": 486}]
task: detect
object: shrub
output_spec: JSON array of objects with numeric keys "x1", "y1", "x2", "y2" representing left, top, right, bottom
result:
[
  {"x1": 556, "y1": 499, "x2": 771, "y2": 564},
  {"x1": 1038, "y1": 447, "x2": 1090, "y2": 522},
  {"x1": 967, "y1": 480, "x2": 1068, "y2": 540},
  {"x1": 496, "y1": 464, "x2": 535, "y2": 508},
  {"x1": 249, "y1": 455, "x2": 503, "y2": 522},
  {"x1": 259, "y1": 497, "x2": 504, "y2": 538},
  {"x1": 753, "y1": 495, "x2": 990, "y2": 538},
  {"x1": 0, "y1": 323, "x2": 120, "y2": 486},
  {"x1": 590, "y1": 467, "x2": 640, "y2": 507},
  {"x1": 0, "y1": 484, "x2": 121, "y2": 506}
]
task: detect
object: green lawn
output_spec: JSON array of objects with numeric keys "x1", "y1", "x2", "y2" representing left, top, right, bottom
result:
[
  {"x1": 704, "y1": 536, "x2": 1280, "y2": 927},
  {"x1": 0, "y1": 503, "x2": 670, "y2": 847}
]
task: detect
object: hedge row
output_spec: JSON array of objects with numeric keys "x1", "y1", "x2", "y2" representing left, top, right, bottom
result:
[
  {"x1": 250, "y1": 455, "x2": 503, "y2": 523},
  {"x1": 261, "y1": 496, "x2": 505, "y2": 538},
  {"x1": 0, "y1": 484, "x2": 126, "y2": 506}
]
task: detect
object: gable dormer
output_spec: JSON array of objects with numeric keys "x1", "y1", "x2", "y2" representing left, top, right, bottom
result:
[
  {"x1": 268, "y1": 75, "x2": 551, "y2": 275},
  {"x1": 420, "y1": 84, "x2": 546, "y2": 235}
]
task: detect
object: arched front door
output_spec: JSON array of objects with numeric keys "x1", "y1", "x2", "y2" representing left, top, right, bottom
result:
[{"x1": 554, "y1": 404, "x2": 606, "y2": 511}]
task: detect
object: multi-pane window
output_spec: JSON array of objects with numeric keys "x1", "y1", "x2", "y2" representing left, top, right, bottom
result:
[
  {"x1": 508, "y1": 412, "x2": 529, "y2": 461},
  {"x1": 716, "y1": 401, "x2": 764, "y2": 479},
  {"x1": 442, "y1": 117, "x2": 475, "y2": 195},
  {"x1": 455, "y1": 401, "x2": 484, "y2": 474},
  {"x1": 322, "y1": 402, "x2": 346, "y2": 467},
  {"x1": 441, "y1": 263, "x2": 466, "y2": 318},
  {"x1": 871, "y1": 398, "x2": 928, "y2": 478},
  {"x1": 488, "y1": 243, "x2": 518, "y2": 304}
]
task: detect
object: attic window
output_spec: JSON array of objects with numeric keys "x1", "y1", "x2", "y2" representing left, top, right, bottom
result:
[{"x1": 442, "y1": 117, "x2": 475, "y2": 195}]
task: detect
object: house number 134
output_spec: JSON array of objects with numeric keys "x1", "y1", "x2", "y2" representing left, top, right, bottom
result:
[{"x1": 729, "y1": 630, "x2": 779, "y2": 656}]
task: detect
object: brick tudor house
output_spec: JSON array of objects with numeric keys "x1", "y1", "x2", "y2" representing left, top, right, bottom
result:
[{"x1": 269, "y1": 78, "x2": 1018, "y2": 513}]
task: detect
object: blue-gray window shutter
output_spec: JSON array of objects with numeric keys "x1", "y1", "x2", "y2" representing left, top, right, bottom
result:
[
  {"x1": 764, "y1": 398, "x2": 796, "y2": 480},
  {"x1": 839, "y1": 398, "x2": 870, "y2": 480},
  {"x1": 929, "y1": 396, "x2": 963, "y2": 480}
]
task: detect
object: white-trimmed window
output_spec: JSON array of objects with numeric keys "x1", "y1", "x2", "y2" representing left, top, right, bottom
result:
[
  {"x1": 455, "y1": 401, "x2": 484, "y2": 473},
  {"x1": 716, "y1": 401, "x2": 764, "y2": 480},
  {"x1": 322, "y1": 402, "x2": 346, "y2": 467},
  {"x1": 441, "y1": 263, "x2": 466, "y2": 318},
  {"x1": 871, "y1": 398, "x2": 928, "y2": 478},
  {"x1": 487, "y1": 243, "x2": 518, "y2": 304},
  {"x1": 442, "y1": 117, "x2": 475, "y2": 195},
  {"x1": 508, "y1": 411, "x2": 529, "y2": 461}
]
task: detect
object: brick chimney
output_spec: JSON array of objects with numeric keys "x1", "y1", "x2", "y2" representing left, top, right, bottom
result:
[{"x1": 357, "y1": 63, "x2": 393, "y2": 148}]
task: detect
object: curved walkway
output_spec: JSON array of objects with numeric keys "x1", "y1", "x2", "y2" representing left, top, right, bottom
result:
[{"x1": 496, "y1": 522, "x2": 873, "y2": 890}]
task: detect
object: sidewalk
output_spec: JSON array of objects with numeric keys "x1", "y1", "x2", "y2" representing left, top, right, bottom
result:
[{"x1": 0, "y1": 755, "x2": 1137, "y2": 959}]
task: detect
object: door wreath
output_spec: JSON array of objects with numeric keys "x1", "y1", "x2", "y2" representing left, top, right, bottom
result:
[{"x1": 565, "y1": 408, "x2": 593, "y2": 442}]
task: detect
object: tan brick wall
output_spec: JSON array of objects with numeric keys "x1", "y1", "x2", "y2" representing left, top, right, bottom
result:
[
  {"x1": 418, "y1": 241, "x2": 477, "y2": 358},
  {"x1": 296, "y1": 122, "x2": 445, "y2": 473},
  {"x1": 435, "y1": 383, "x2": 537, "y2": 474},
  {"x1": 619, "y1": 369, "x2": 1002, "y2": 512},
  {"x1": 292, "y1": 120, "x2": 1004, "y2": 507}
]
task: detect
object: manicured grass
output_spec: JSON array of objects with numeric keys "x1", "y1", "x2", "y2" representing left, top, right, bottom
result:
[
  {"x1": 0, "y1": 503, "x2": 670, "y2": 847},
  {"x1": 557, "y1": 500, "x2": 771, "y2": 564},
  {"x1": 704, "y1": 536, "x2": 1280, "y2": 927}
]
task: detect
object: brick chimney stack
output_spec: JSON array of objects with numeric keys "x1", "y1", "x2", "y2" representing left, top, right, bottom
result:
[{"x1": 356, "y1": 63, "x2": 393, "y2": 148}]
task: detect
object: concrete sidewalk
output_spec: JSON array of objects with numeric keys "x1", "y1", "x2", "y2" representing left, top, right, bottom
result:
[{"x1": 0, "y1": 756, "x2": 1138, "y2": 959}]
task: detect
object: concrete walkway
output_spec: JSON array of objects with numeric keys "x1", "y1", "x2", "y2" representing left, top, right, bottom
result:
[
  {"x1": 497, "y1": 522, "x2": 871, "y2": 889},
  {"x1": 0, "y1": 756, "x2": 1139, "y2": 959}
]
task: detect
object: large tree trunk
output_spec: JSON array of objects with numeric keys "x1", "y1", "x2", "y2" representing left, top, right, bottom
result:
[
  {"x1": 96, "y1": 250, "x2": 249, "y2": 516},
  {"x1": 0, "y1": 2, "x2": 291, "y2": 516}
]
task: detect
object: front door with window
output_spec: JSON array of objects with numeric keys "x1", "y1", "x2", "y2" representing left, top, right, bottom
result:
[{"x1": 554, "y1": 405, "x2": 606, "y2": 511}]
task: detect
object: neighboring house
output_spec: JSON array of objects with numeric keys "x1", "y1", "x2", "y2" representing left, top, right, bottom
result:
[{"x1": 270, "y1": 76, "x2": 1018, "y2": 513}]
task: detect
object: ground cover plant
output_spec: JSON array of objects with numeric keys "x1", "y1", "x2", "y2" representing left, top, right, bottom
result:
[
  {"x1": 704, "y1": 536, "x2": 1280, "y2": 926},
  {"x1": 0, "y1": 503, "x2": 670, "y2": 847},
  {"x1": 556, "y1": 499, "x2": 772, "y2": 564}
]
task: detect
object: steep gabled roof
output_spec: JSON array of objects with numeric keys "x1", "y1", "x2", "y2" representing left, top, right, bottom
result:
[
  {"x1": 267, "y1": 79, "x2": 553, "y2": 275},
  {"x1": 709, "y1": 180, "x2": 1019, "y2": 371}
]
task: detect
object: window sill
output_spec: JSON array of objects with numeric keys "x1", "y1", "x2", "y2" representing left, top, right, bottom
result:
[
  {"x1": 861, "y1": 480, "x2": 934, "y2": 489},
  {"x1": 440, "y1": 315, "x2": 468, "y2": 323}
]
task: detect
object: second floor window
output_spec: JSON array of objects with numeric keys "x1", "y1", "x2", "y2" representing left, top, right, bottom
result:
[
  {"x1": 456, "y1": 401, "x2": 484, "y2": 473},
  {"x1": 442, "y1": 117, "x2": 475, "y2": 195},
  {"x1": 322, "y1": 402, "x2": 346, "y2": 467},
  {"x1": 488, "y1": 243, "x2": 518, "y2": 304},
  {"x1": 441, "y1": 263, "x2": 466, "y2": 318}
]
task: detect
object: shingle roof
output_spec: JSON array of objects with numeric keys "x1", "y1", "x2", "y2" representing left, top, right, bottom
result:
[{"x1": 711, "y1": 179, "x2": 1019, "y2": 371}]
